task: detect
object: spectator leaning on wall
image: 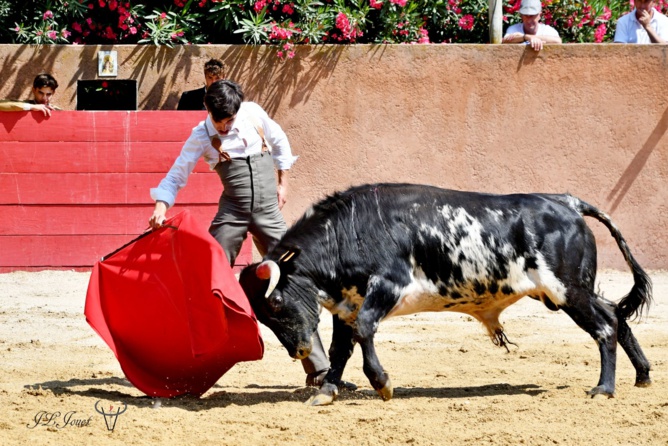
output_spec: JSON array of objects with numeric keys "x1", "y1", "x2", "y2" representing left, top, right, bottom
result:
[
  {"x1": 177, "y1": 58, "x2": 225, "y2": 111},
  {"x1": 502, "y1": 0, "x2": 562, "y2": 51},
  {"x1": 0, "y1": 73, "x2": 60, "y2": 116},
  {"x1": 614, "y1": 0, "x2": 668, "y2": 44}
]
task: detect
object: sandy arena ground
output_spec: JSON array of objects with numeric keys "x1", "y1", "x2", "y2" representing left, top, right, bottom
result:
[{"x1": 0, "y1": 270, "x2": 667, "y2": 445}]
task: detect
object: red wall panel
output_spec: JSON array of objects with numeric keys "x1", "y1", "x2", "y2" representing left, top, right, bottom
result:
[{"x1": 0, "y1": 111, "x2": 252, "y2": 272}]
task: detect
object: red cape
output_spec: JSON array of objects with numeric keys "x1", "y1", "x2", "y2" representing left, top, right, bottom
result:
[{"x1": 84, "y1": 210, "x2": 263, "y2": 397}]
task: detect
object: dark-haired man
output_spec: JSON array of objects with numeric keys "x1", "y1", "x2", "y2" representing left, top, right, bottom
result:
[
  {"x1": 177, "y1": 58, "x2": 225, "y2": 110},
  {"x1": 0, "y1": 73, "x2": 60, "y2": 116},
  {"x1": 150, "y1": 80, "x2": 338, "y2": 387}
]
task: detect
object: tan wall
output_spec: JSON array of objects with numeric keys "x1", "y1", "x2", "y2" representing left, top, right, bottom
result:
[{"x1": 1, "y1": 44, "x2": 667, "y2": 270}]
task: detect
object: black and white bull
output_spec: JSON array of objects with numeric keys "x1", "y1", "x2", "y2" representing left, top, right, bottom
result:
[{"x1": 240, "y1": 183, "x2": 652, "y2": 406}]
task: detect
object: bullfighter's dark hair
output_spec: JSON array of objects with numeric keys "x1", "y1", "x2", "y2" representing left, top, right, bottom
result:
[
  {"x1": 204, "y1": 80, "x2": 243, "y2": 122},
  {"x1": 33, "y1": 73, "x2": 58, "y2": 90}
]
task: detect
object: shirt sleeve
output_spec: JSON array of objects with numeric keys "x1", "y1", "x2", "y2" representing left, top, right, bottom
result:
[
  {"x1": 150, "y1": 125, "x2": 205, "y2": 207},
  {"x1": 245, "y1": 102, "x2": 298, "y2": 171},
  {"x1": 614, "y1": 16, "x2": 629, "y2": 42}
]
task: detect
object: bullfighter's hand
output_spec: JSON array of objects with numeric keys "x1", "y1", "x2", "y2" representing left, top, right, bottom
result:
[
  {"x1": 149, "y1": 201, "x2": 168, "y2": 230},
  {"x1": 277, "y1": 184, "x2": 288, "y2": 210}
]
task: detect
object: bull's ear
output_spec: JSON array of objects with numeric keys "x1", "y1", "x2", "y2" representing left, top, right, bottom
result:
[{"x1": 277, "y1": 246, "x2": 301, "y2": 264}]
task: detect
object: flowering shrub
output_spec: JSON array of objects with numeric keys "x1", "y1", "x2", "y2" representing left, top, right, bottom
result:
[{"x1": 0, "y1": 0, "x2": 660, "y2": 51}]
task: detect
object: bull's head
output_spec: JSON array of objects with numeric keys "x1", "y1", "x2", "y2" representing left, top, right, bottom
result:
[{"x1": 239, "y1": 249, "x2": 320, "y2": 360}]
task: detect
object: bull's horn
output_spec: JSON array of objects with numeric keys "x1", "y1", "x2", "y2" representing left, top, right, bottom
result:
[{"x1": 256, "y1": 260, "x2": 281, "y2": 298}]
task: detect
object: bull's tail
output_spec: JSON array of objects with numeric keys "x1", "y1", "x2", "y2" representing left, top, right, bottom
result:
[{"x1": 567, "y1": 196, "x2": 652, "y2": 320}]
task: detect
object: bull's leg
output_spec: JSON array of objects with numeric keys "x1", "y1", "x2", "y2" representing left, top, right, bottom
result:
[
  {"x1": 616, "y1": 311, "x2": 652, "y2": 387},
  {"x1": 353, "y1": 282, "x2": 396, "y2": 402},
  {"x1": 308, "y1": 316, "x2": 357, "y2": 406},
  {"x1": 562, "y1": 291, "x2": 618, "y2": 397}
]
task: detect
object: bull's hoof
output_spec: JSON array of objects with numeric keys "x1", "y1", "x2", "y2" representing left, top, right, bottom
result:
[
  {"x1": 305, "y1": 383, "x2": 338, "y2": 406},
  {"x1": 635, "y1": 378, "x2": 652, "y2": 388},
  {"x1": 376, "y1": 376, "x2": 393, "y2": 401},
  {"x1": 586, "y1": 385, "x2": 614, "y2": 399}
]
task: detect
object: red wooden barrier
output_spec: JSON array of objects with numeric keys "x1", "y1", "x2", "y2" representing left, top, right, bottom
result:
[{"x1": 0, "y1": 111, "x2": 253, "y2": 271}]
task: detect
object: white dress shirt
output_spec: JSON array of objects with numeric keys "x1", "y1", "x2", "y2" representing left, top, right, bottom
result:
[
  {"x1": 614, "y1": 8, "x2": 668, "y2": 43},
  {"x1": 151, "y1": 101, "x2": 298, "y2": 207}
]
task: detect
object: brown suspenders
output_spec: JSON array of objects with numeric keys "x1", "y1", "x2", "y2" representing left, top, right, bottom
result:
[{"x1": 205, "y1": 115, "x2": 269, "y2": 164}]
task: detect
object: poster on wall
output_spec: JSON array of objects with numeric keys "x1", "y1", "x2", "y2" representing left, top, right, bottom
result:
[{"x1": 98, "y1": 50, "x2": 118, "y2": 77}]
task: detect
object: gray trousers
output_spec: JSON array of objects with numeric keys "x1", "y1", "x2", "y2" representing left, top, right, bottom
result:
[{"x1": 209, "y1": 153, "x2": 329, "y2": 376}]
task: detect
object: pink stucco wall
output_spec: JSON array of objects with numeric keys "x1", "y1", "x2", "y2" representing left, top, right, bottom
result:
[{"x1": 1, "y1": 44, "x2": 666, "y2": 269}]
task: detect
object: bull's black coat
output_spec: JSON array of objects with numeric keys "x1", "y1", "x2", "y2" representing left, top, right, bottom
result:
[{"x1": 240, "y1": 183, "x2": 652, "y2": 405}]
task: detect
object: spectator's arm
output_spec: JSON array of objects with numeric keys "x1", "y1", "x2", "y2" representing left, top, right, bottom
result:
[
  {"x1": 0, "y1": 101, "x2": 54, "y2": 116},
  {"x1": 638, "y1": 10, "x2": 667, "y2": 43},
  {"x1": 502, "y1": 32, "x2": 525, "y2": 44},
  {"x1": 0, "y1": 101, "x2": 31, "y2": 112},
  {"x1": 645, "y1": 25, "x2": 667, "y2": 43}
]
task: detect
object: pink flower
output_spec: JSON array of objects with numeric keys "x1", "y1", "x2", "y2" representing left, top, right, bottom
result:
[
  {"x1": 335, "y1": 12, "x2": 350, "y2": 32},
  {"x1": 72, "y1": 22, "x2": 82, "y2": 33},
  {"x1": 594, "y1": 23, "x2": 607, "y2": 43},
  {"x1": 417, "y1": 27, "x2": 430, "y2": 44},
  {"x1": 459, "y1": 14, "x2": 474, "y2": 31},
  {"x1": 282, "y1": 4, "x2": 294, "y2": 14},
  {"x1": 287, "y1": 51, "x2": 295, "y2": 58},
  {"x1": 47, "y1": 30, "x2": 58, "y2": 39},
  {"x1": 101, "y1": 81, "x2": 108, "y2": 88},
  {"x1": 598, "y1": 6, "x2": 612, "y2": 21},
  {"x1": 99, "y1": 0, "x2": 106, "y2": 7},
  {"x1": 160, "y1": 12, "x2": 167, "y2": 19},
  {"x1": 389, "y1": 0, "x2": 406, "y2": 6},
  {"x1": 109, "y1": 0, "x2": 118, "y2": 11},
  {"x1": 254, "y1": 0, "x2": 267, "y2": 12},
  {"x1": 369, "y1": 0, "x2": 382, "y2": 8},
  {"x1": 43, "y1": 10, "x2": 54, "y2": 20},
  {"x1": 61, "y1": 29, "x2": 71, "y2": 38},
  {"x1": 277, "y1": 50, "x2": 284, "y2": 58},
  {"x1": 129, "y1": 26, "x2": 137, "y2": 34}
]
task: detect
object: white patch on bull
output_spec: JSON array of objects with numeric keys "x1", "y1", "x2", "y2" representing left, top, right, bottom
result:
[
  {"x1": 318, "y1": 289, "x2": 336, "y2": 308},
  {"x1": 419, "y1": 205, "x2": 513, "y2": 283},
  {"x1": 525, "y1": 253, "x2": 567, "y2": 307},
  {"x1": 595, "y1": 324, "x2": 613, "y2": 343},
  {"x1": 303, "y1": 205, "x2": 315, "y2": 219},
  {"x1": 484, "y1": 208, "x2": 504, "y2": 222},
  {"x1": 326, "y1": 286, "x2": 365, "y2": 324},
  {"x1": 323, "y1": 219, "x2": 337, "y2": 279},
  {"x1": 563, "y1": 194, "x2": 580, "y2": 211}
]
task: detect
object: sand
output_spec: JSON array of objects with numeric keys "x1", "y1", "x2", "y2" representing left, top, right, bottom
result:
[{"x1": 0, "y1": 270, "x2": 667, "y2": 445}]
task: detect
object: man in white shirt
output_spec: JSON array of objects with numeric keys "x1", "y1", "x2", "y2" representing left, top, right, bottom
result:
[
  {"x1": 502, "y1": 0, "x2": 562, "y2": 51},
  {"x1": 149, "y1": 80, "x2": 338, "y2": 388},
  {"x1": 614, "y1": 0, "x2": 668, "y2": 44}
]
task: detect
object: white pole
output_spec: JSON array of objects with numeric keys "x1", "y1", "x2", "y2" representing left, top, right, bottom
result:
[{"x1": 489, "y1": 0, "x2": 503, "y2": 43}]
